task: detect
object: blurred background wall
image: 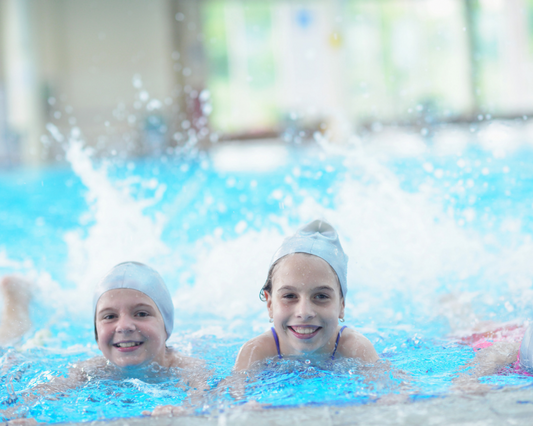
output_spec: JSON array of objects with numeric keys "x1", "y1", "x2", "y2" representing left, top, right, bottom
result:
[{"x1": 1, "y1": 0, "x2": 533, "y2": 166}]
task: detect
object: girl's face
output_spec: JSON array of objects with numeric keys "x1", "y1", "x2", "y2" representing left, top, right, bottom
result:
[
  {"x1": 265, "y1": 253, "x2": 345, "y2": 356},
  {"x1": 95, "y1": 289, "x2": 167, "y2": 369}
]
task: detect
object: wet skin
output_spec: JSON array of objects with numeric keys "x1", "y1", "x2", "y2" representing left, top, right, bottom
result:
[
  {"x1": 1, "y1": 288, "x2": 208, "y2": 422},
  {"x1": 95, "y1": 289, "x2": 170, "y2": 369},
  {"x1": 264, "y1": 253, "x2": 345, "y2": 356}
]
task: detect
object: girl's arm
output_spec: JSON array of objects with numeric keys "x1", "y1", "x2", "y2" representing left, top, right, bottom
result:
[
  {"x1": 1, "y1": 358, "x2": 100, "y2": 422},
  {"x1": 453, "y1": 341, "x2": 521, "y2": 393},
  {"x1": 200, "y1": 332, "x2": 277, "y2": 403}
]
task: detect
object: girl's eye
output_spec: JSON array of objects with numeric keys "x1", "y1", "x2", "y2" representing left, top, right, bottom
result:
[
  {"x1": 282, "y1": 293, "x2": 297, "y2": 299},
  {"x1": 315, "y1": 293, "x2": 330, "y2": 300},
  {"x1": 103, "y1": 314, "x2": 116, "y2": 320},
  {"x1": 136, "y1": 311, "x2": 149, "y2": 317}
]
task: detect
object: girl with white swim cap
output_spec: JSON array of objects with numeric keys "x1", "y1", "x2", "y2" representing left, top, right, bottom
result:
[
  {"x1": 92, "y1": 261, "x2": 208, "y2": 417},
  {"x1": 93, "y1": 261, "x2": 177, "y2": 369},
  {"x1": 234, "y1": 220, "x2": 379, "y2": 371},
  {"x1": 1, "y1": 262, "x2": 206, "y2": 421}
]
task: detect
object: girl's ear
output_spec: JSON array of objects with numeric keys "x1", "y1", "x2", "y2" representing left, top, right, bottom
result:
[
  {"x1": 339, "y1": 298, "x2": 345, "y2": 321},
  {"x1": 96, "y1": 327, "x2": 103, "y2": 351},
  {"x1": 264, "y1": 291, "x2": 274, "y2": 319}
]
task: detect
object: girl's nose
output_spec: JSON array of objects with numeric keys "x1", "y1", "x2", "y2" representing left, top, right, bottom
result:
[
  {"x1": 295, "y1": 299, "x2": 316, "y2": 320},
  {"x1": 116, "y1": 315, "x2": 136, "y2": 333}
]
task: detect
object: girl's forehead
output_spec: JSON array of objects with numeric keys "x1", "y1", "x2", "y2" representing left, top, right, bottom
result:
[
  {"x1": 275, "y1": 253, "x2": 334, "y2": 275},
  {"x1": 96, "y1": 288, "x2": 156, "y2": 310},
  {"x1": 272, "y1": 253, "x2": 342, "y2": 294},
  {"x1": 274, "y1": 256, "x2": 336, "y2": 281}
]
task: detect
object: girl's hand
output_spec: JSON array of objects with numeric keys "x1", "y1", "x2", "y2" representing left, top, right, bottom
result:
[{"x1": 142, "y1": 405, "x2": 187, "y2": 417}]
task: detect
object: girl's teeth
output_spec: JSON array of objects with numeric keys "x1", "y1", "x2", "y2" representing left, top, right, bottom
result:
[
  {"x1": 292, "y1": 327, "x2": 316, "y2": 334},
  {"x1": 116, "y1": 342, "x2": 140, "y2": 348}
]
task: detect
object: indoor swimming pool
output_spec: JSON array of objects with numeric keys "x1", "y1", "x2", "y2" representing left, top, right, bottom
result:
[{"x1": 2, "y1": 120, "x2": 533, "y2": 423}]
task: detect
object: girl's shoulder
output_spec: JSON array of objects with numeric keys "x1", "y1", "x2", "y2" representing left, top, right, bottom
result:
[
  {"x1": 234, "y1": 330, "x2": 278, "y2": 371},
  {"x1": 337, "y1": 327, "x2": 379, "y2": 363},
  {"x1": 64, "y1": 356, "x2": 108, "y2": 384},
  {"x1": 166, "y1": 348, "x2": 205, "y2": 370},
  {"x1": 72, "y1": 356, "x2": 107, "y2": 373}
]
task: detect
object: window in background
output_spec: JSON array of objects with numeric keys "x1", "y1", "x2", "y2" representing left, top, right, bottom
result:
[
  {"x1": 200, "y1": 0, "x2": 533, "y2": 137},
  {"x1": 472, "y1": 0, "x2": 533, "y2": 116},
  {"x1": 345, "y1": 0, "x2": 472, "y2": 124},
  {"x1": 202, "y1": 1, "x2": 277, "y2": 135}
]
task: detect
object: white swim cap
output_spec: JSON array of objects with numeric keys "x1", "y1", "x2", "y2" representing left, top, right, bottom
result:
[
  {"x1": 93, "y1": 262, "x2": 174, "y2": 339},
  {"x1": 520, "y1": 324, "x2": 533, "y2": 372},
  {"x1": 270, "y1": 219, "x2": 348, "y2": 297}
]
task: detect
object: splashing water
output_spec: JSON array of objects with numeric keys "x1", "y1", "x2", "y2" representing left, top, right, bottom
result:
[
  {"x1": 2, "y1": 121, "x2": 533, "y2": 422},
  {"x1": 63, "y1": 135, "x2": 170, "y2": 307}
]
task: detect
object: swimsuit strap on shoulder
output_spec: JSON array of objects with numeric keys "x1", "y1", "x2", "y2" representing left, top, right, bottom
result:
[
  {"x1": 271, "y1": 327, "x2": 282, "y2": 359},
  {"x1": 331, "y1": 325, "x2": 348, "y2": 360}
]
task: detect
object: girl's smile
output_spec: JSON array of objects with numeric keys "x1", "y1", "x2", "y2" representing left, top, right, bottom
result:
[
  {"x1": 288, "y1": 325, "x2": 321, "y2": 339},
  {"x1": 95, "y1": 289, "x2": 168, "y2": 369},
  {"x1": 265, "y1": 253, "x2": 345, "y2": 355},
  {"x1": 113, "y1": 340, "x2": 144, "y2": 350}
]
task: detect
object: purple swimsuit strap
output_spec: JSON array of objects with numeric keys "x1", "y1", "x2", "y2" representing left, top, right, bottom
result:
[
  {"x1": 271, "y1": 327, "x2": 282, "y2": 359},
  {"x1": 271, "y1": 325, "x2": 348, "y2": 360},
  {"x1": 332, "y1": 325, "x2": 347, "y2": 360}
]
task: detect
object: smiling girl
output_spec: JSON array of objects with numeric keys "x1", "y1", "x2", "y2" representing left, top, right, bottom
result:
[
  {"x1": 93, "y1": 261, "x2": 184, "y2": 371},
  {"x1": 1, "y1": 262, "x2": 205, "y2": 422},
  {"x1": 234, "y1": 220, "x2": 379, "y2": 371}
]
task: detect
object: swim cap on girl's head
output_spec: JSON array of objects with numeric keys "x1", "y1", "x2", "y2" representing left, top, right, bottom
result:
[
  {"x1": 270, "y1": 219, "x2": 348, "y2": 297},
  {"x1": 93, "y1": 261, "x2": 174, "y2": 339},
  {"x1": 520, "y1": 324, "x2": 533, "y2": 372}
]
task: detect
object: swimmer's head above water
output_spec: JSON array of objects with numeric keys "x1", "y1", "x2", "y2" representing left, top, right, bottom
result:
[
  {"x1": 234, "y1": 219, "x2": 378, "y2": 370},
  {"x1": 93, "y1": 262, "x2": 174, "y2": 369},
  {"x1": 262, "y1": 220, "x2": 348, "y2": 355},
  {"x1": 234, "y1": 220, "x2": 379, "y2": 371}
]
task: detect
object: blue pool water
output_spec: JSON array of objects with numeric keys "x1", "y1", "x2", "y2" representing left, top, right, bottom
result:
[{"x1": 1, "y1": 123, "x2": 533, "y2": 422}]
